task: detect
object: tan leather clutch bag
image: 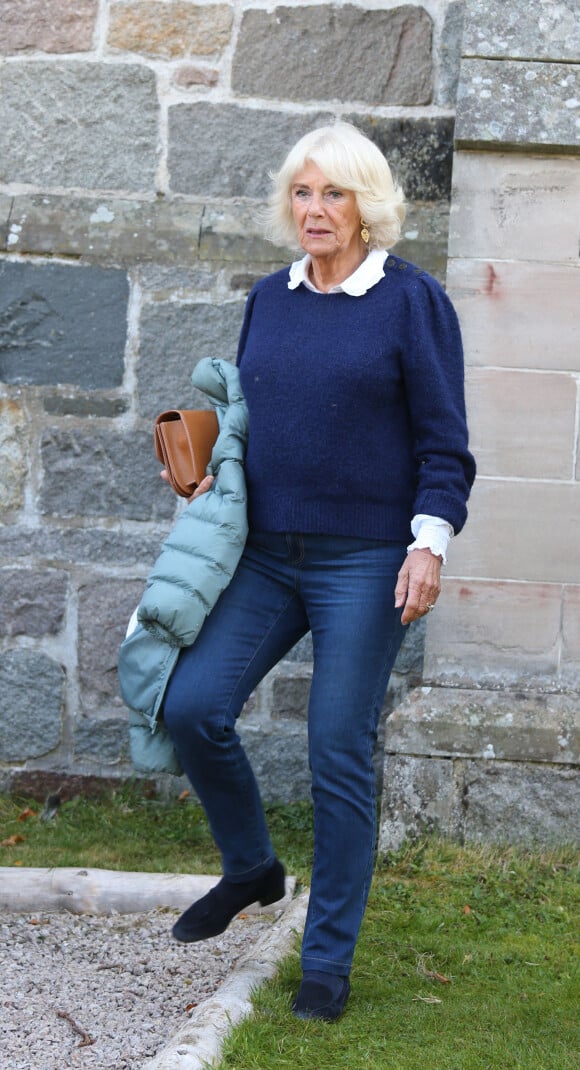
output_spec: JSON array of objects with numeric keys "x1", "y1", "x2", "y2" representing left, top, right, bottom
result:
[{"x1": 154, "y1": 409, "x2": 219, "y2": 498}]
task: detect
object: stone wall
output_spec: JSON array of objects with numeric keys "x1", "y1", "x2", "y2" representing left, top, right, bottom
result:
[
  {"x1": 380, "y1": 0, "x2": 580, "y2": 848},
  {"x1": 0, "y1": 1, "x2": 463, "y2": 799}
]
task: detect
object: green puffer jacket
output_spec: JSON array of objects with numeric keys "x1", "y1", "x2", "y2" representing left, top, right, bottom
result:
[{"x1": 118, "y1": 357, "x2": 249, "y2": 775}]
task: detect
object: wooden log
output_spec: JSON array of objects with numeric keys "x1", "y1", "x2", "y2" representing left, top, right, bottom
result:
[
  {"x1": 0, "y1": 867, "x2": 295, "y2": 915},
  {"x1": 142, "y1": 891, "x2": 310, "y2": 1070}
]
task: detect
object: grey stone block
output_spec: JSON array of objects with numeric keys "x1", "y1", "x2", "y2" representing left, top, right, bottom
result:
[
  {"x1": 240, "y1": 691, "x2": 260, "y2": 719},
  {"x1": 462, "y1": 0, "x2": 580, "y2": 62},
  {"x1": 43, "y1": 394, "x2": 128, "y2": 418},
  {"x1": 233, "y1": 5, "x2": 432, "y2": 106},
  {"x1": 272, "y1": 673, "x2": 311, "y2": 721},
  {"x1": 0, "y1": 398, "x2": 27, "y2": 515},
  {"x1": 78, "y1": 578, "x2": 146, "y2": 712},
  {"x1": 283, "y1": 633, "x2": 314, "y2": 664},
  {"x1": 393, "y1": 618, "x2": 425, "y2": 676},
  {"x1": 0, "y1": 569, "x2": 68, "y2": 638},
  {"x1": 379, "y1": 753, "x2": 580, "y2": 850},
  {"x1": 168, "y1": 105, "x2": 332, "y2": 198},
  {"x1": 0, "y1": 193, "x2": 12, "y2": 248},
  {"x1": 455, "y1": 59, "x2": 580, "y2": 152},
  {"x1": 0, "y1": 62, "x2": 158, "y2": 190},
  {"x1": 200, "y1": 199, "x2": 450, "y2": 282},
  {"x1": 137, "y1": 300, "x2": 245, "y2": 419},
  {"x1": 0, "y1": 525, "x2": 163, "y2": 568},
  {"x1": 39, "y1": 428, "x2": 175, "y2": 522},
  {"x1": 346, "y1": 115, "x2": 455, "y2": 202},
  {"x1": 380, "y1": 684, "x2": 580, "y2": 849},
  {"x1": 395, "y1": 201, "x2": 450, "y2": 284},
  {"x1": 229, "y1": 271, "x2": 284, "y2": 296},
  {"x1": 463, "y1": 761, "x2": 580, "y2": 845},
  {"x1": 239, "y1": 721, "x2": 311, "y2": 804},
  {"x1": 0, "y1": 262, "x2": 128, "y2": 389},
  {"x1": 385, "y1": 687, "x2": 580, "y2": 766},
  {"x1": 137, "y1": 264, "x2": 220, "y2": 299},
  {"x1": 5, "y1": 196, "x2": 203, "y2": 266},
  {"x1": 0, "y1": 650, "x2": 65, "y2": 761},
  {"x1": 169, "y1": 107, "x2": 454, "y2": 205},
  {"x1": 270, "y1": 623, "x2": 423, "y2": 721},
  {"x1": 199, "y1": 205, "x2": 294, "y2": 264},
  {"x1": 379, "y1": 754, "x2": 461, "y2": 852},
  {"x1": 270, "y1": 670, "x2": 415, "y2": 727},
  {"x1": 437, "y1": 0, "x2": 465, "y2": 106},
  {"x1": 74, "y1": 716, "x2": 131, "y2": 764},
  {"x1": 382, "y1": 675, "x2": 410, "y2": 720}
]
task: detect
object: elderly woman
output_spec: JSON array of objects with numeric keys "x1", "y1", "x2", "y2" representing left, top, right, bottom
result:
[{"x1": 162, "y1": 121, "x2": 475, "y2": 1021}]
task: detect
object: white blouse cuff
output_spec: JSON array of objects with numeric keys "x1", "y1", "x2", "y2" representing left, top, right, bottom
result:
[{"x1": 407, "y1": 514, "x2": 454, "y2": 564}]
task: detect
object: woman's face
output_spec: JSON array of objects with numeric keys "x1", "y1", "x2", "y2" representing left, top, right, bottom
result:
[{"x1": 290, "y1": 160, "x2": 362, "y2": 262}]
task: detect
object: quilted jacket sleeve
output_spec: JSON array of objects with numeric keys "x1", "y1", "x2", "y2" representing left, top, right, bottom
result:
[
  {"x1": 136, "y1": 358, "x2": 249, "y2": 646},
  {"x1": 117, "y1": 358, "x2": 248, "y2": 774}
]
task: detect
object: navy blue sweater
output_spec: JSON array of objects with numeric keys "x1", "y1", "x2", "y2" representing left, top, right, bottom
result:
[{"x1": 237, "y1": 254, "x2": 475, "y2": 542}]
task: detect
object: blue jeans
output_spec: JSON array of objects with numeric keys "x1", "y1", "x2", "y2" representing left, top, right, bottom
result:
[{"x1": 163, "y1": 531, "x2": 407, "y2": 975}]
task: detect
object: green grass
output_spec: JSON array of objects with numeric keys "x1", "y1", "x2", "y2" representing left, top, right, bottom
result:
[
  {"x1": 1, "y1": 786, "x2": 577, "y2": 1069},
  {"x1": 219, "y1": 840, "x2": 579, "y2": 1070},
  {"x1": 0, "y1": 782, "x2": 313, "y2": 875}
]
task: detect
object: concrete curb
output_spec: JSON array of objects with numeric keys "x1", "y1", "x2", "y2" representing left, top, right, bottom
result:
[{"x1": 142, "y1": 891, "x2": 309, "y2": 1070}]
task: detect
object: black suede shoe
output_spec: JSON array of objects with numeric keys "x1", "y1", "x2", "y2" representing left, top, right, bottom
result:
[
  {"x1": 292, "y1": 973, "x2": 351, "y2": 1021},
  {"x1": 172, "y1": 859, "x2": 286, "y2": 943}
]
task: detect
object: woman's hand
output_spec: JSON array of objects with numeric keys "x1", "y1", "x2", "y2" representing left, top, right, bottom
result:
[
  {"x1": 394, "y1": 548, "x2": 442, "y2": 625},
  {"x1": 160, "y1": 470, "x2": 215, "y2": 502},
  {"x1": 188, "y1": 475, "x2": 215, "y2": 501}
]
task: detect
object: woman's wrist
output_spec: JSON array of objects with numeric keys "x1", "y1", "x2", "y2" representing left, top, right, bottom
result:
[
  {"x1": 408, "y1": 546, "x2": 443, "y2": 562},
  {"x1": 408, "y1": 514, "x2": 453, "y2": 563}
]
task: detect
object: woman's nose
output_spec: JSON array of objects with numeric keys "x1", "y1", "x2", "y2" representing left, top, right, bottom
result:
[{"x1": 307, "y1": 192, "x2": 324, "y2": 215}]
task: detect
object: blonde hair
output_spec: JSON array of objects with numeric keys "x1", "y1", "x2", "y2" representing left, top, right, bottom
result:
[{"x1": 263, "y1": 121, "x2": 406, "y2": 251}]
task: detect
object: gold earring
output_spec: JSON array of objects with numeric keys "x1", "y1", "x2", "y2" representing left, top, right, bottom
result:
[{"x1": 360, "y1": 220, "x2": 370, "y2": 244}]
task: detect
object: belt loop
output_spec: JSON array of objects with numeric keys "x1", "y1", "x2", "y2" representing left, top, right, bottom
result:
[{"x1": 286, "y1": 532, "x2": 305, "y2": 566}]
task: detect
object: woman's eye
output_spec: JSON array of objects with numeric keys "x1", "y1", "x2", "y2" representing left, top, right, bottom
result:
[
  {"x1": 294, "y1": 189, "x2": 309, "y2": 198},
  {"x1": 326, "y1": 190, "x2": 343, "y2": 200}
]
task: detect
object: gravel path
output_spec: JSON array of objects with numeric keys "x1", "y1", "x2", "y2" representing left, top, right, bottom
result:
[{"x1": 1, "y1": 906, "x2": 275, "y2": 1070}]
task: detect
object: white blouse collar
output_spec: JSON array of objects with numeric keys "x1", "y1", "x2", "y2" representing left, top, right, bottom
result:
[{"x1": 288, "y1": 248, "x2": 388, "y2": 296}]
